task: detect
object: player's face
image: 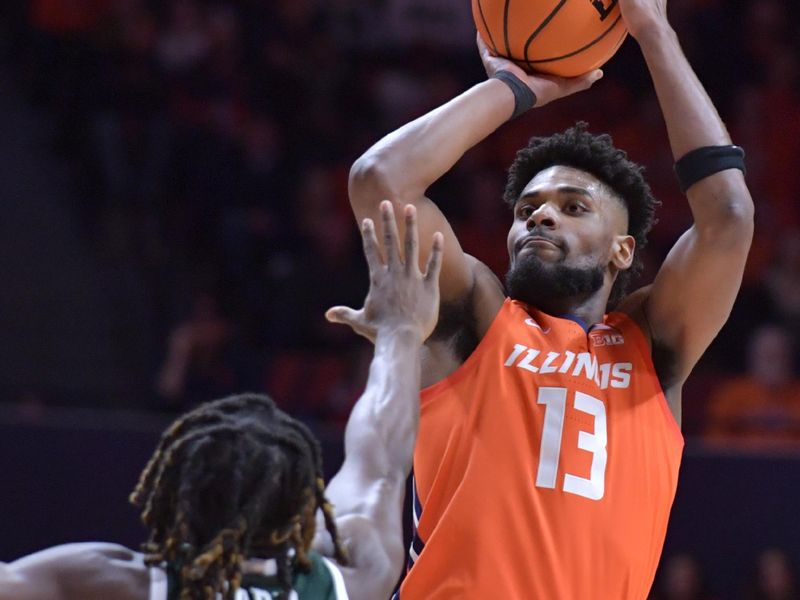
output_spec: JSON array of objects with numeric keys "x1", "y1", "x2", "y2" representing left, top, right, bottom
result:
[{"x1": 505, "y1": 166, "x2": 631, "y2": 307}]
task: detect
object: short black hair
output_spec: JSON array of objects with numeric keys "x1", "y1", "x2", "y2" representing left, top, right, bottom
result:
[{"x1": 503, "y1": 122, "x2": 659, "y2": 308}]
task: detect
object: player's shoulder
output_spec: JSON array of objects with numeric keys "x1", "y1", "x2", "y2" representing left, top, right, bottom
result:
[
  {"x1": 465, "y1": 254, "x2": 505, "y2": 334},
  {"x1": 614, "y1": 285, "x2": 685, "y2": 394},
  {"x1": 423, "y1": 256, "x2": 505, "y2": 381},
  {"x1": 45, "y1": 543, "x2": 149, "y2": 600},
  {"x1": 1, "y1": 543, "x2": 149, "y2": 600},
  {"x1": 431, "y1": 255, "x2": 503, "y2": 347},
  {"x1": 610, "y1": 284, "x2": 653, "y2": 346}
]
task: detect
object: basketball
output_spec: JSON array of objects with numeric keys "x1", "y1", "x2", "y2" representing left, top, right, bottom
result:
[{"x1": 473, "y1": 0, "x2": 628, "y2": 77}]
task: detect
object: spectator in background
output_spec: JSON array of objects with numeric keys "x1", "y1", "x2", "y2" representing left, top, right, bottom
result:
[
  {"x1": 90, "y1": 1, "x2": 170, "y2": 255},
  {"x1": 705, "y1": 325, "x2": 800, "y2": 448},
  {"x1": 651, "y1": 553, "x2": 716, "y2": 600},
  {"x1": 450, "y1": 166, "x2": 510, "y2": 278},
  {"x1": 698, "y1": 230, "x2": 800, "y2": 376},
  {"x1": 4, "y1": 0, "x2": 799, "y2": 435},
  {"x1": 268, "y1": 164, "x2": 365, "y2": 352},
  {"x1": 155, "y1": 0, "x2": 208, "y2": 75},
  {"x1": 764, "y1": 232, "x2": 800, "y2": 341},
  {"x1": 27, "y1": 0, "x2": 110, "y2": 155},
  {"x1": 155, "y1": 292, "x2": 240, "y2": 409},
  {"x1": 744, "y1": 549, "x2": 797, "y2": 600}
]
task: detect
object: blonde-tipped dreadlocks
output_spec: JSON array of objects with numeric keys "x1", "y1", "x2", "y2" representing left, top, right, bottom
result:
[{"x1": 130, "y1": 393, "x2": 348, "y2": 600}]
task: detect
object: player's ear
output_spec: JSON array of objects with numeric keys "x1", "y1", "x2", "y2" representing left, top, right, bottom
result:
[{"x1": 611, "y1": 234, "x2": 635, "y2": 271}]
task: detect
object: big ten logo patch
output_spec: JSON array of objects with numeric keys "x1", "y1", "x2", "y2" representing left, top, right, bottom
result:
[{"x1": 589, "y1": 331, "x2": 625, "y2": 347}]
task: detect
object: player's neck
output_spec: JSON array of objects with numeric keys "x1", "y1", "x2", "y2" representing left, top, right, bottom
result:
[{"x1": 532, "y1": 291, "x2": 609, "y2": 328}]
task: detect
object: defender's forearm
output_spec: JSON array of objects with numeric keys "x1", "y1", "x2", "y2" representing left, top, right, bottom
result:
[
  {"x1": 343, "y1": 327, "x2": 423, "y2": 479},
  {"x1": 351, "y1": 79, "x2": 515, "y2": 201}
]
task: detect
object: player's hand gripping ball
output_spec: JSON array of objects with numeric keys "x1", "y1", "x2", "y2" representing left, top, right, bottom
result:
[{"x1": 473, "y1": 0, "x2": 628, "y2": 77}]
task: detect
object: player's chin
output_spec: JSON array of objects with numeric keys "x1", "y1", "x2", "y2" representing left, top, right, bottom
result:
[{"x1": 516, "y1": 246, "x2": 562, "y2": 264}]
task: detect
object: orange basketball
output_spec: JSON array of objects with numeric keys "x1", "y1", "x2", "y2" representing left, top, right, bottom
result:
[{"x1": 473, "y1": 0, "x2": 628, "y2": 77}]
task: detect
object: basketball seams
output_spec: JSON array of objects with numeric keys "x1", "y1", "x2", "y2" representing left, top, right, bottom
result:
[
  {"x1": 503, "y1": 0, "x2": 512, "y2": 57},
  {"x1": 476, "y1": 0, "x2": 627, "y2": 76},
  {"x1": 475, "y1": 0, "x2": 501, "y2": 55},
  {"x1": 521, "y1": 0, "x2": 569, "y2": 70},
  {"x1": 528, "y1": 14, "x2": 624, "y2": 64}
]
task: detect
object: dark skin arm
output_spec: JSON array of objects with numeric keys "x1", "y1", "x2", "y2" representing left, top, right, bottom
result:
[
  {"x1": 348, "y1": 37, "x2": 603, "y2": 366},
  {"x1": 313, "y1": 202, "x2": 443, "y2": 600},
  {"x1": 618, "y1": 0, "x2": 754, "y2": 422},
  {"x1": 0, "y1": 207, "x2": 441, "y2": 600},
  {"x1": 0, "y1": 543, "x2": 149, "y2": 600}
]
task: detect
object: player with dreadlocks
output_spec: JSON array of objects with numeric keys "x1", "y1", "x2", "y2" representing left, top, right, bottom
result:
[
  {"x1": 0, "y1": 203, "x2": 443, "y2": 600},
  {"x1": 348, "y1": 0, "x2": 753, "y2": 597},
  {"x1": 130, "y1": 392, "x2": 349, "y2": 600}
]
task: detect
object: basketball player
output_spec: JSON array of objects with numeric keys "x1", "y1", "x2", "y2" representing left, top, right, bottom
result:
[
  {"x1": 0, "y1": 204, "x2": 444, "y2": 600},
  {"x1": 347, "y1": 0, "x2": 753, "y2": 597}
]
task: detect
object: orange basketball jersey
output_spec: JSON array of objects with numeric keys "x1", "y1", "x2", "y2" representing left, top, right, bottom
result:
[{"x1": 398, "y1": 299, "x2": 684, "y2": 599}]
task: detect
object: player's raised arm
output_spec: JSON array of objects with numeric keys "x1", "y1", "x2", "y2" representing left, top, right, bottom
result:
[
  {"x1": 314, "y1": 202, "x2": 442, "y2": 600},
  {"x1": 349, "y1": 38, "x2": 602, "y2": 303},
  {"x1": 622, "y1": 0, "x2": 754, "y2": 387}
]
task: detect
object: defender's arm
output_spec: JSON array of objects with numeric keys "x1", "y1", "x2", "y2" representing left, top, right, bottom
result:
[
  {"x1": 349, "y1": 39, "x2": 601, "y2": 303},
  {"x1": 315, "y1": 203, "x2": 442, "y2": 600},
  {"x1": 0, "y1": 543, "x2": 148, "y2": 600},
  {"x1": 624, "y1": 4, "x2": 754, "y2": 387}
]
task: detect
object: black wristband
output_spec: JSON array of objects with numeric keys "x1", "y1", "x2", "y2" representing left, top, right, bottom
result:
[
  {"x1": 674, "y1": 145, "x2": 746, "y2": 193},
  {"x1": 492, "y1": 70, "x2": 537, "y2": 120}
]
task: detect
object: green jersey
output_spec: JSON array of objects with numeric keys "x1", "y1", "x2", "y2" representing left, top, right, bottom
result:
[{"x1": 150, "y1": 550, "x2": 348, "y2": 600}]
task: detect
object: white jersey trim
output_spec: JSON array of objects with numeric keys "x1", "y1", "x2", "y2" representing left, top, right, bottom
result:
[
  {"x1": 149, "y1": 566, "x2": 168, "y2": 600},
  {"x1": 149, "y1": 558, "x2": 348, "y2": 600},
  {"x1": 321, "y1": 557, "x2": 350, "y2": 600}
]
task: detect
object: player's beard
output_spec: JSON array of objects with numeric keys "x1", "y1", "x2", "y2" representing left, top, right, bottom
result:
[{"x1": 505, "y1": 252, "x2": 604, "y2": 313}]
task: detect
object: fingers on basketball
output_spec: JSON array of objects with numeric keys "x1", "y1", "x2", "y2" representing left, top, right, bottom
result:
[{"x1": 473, "y1": 0, "x2": 627, "y2": 77}]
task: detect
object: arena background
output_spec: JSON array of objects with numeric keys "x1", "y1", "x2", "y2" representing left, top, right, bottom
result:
[{"x1": 0, "y1": 0, "x2": 799, "y2": 597}]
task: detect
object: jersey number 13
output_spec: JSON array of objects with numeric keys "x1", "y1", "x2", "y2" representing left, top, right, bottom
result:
[{"x1": 535, "y1": 387, "x2": 607, "y2": 501}]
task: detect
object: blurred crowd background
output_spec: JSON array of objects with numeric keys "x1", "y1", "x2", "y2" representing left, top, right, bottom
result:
[{"x1": 0, "y1": 0, "x2": 798, "y2": 597}]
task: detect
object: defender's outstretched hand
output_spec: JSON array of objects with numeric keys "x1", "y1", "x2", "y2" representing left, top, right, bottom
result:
[
  {"x1": 477, "y1": 34, "x2": 603, "y2": 108},
  {"x1": 326, "y1": 201, "x2": 443, "y2": 343},
  {"x1": 320, "y1": 203, "x2": 443, "y2": 599}
]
